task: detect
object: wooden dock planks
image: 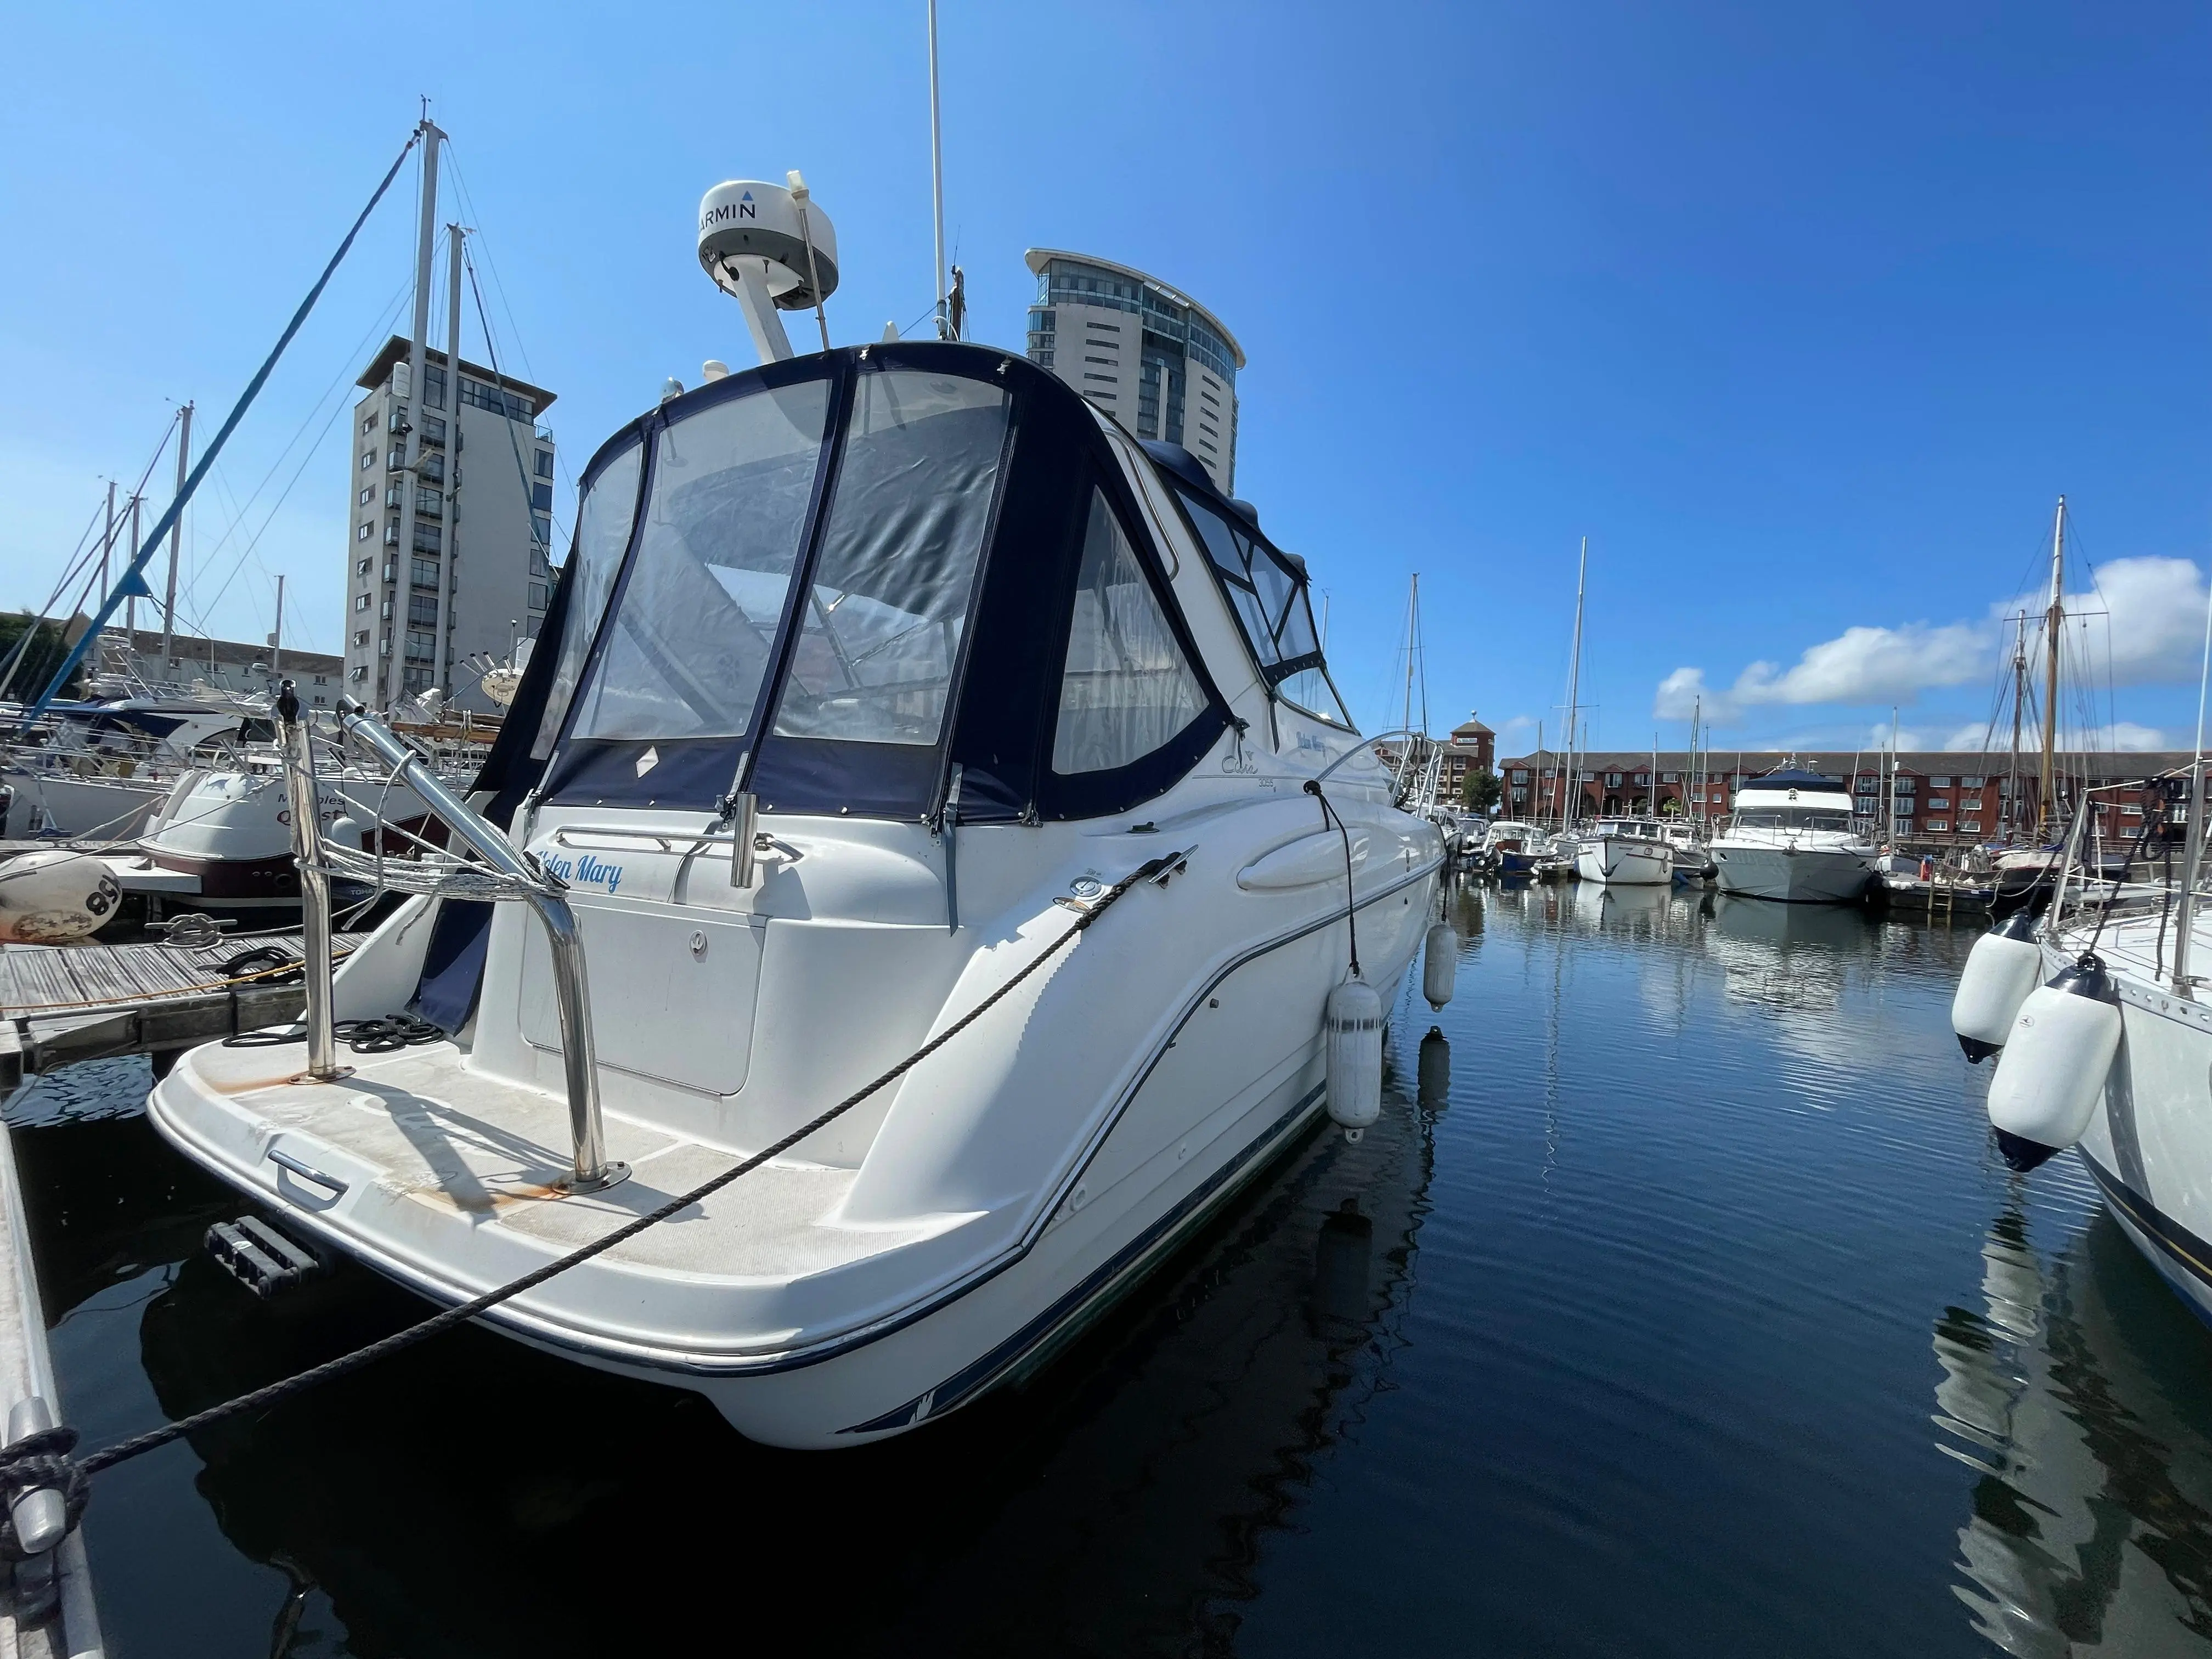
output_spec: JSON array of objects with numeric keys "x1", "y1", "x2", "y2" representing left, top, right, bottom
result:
[{"x1": 0, "y1": 932, "x2": 368, "y2": 1088}]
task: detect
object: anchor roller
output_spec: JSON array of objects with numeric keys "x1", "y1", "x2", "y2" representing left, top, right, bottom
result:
[
  {"x1": 1950, "y1": 909, "x2": 2042, "y2": 1063},
  {"x1": 1984, "y1": 954, "x2": 2123, "y2": 1173}
]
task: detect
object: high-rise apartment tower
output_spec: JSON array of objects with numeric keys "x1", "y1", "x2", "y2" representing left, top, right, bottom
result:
[
  {"x1": 341, "y1": 337, "x2": 557, "y2": 713},
  {"x1": 1023, "y1": 250, "x2": 1244, "y2": 493}
]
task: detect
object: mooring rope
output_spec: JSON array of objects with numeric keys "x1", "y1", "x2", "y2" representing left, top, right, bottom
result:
[{"x1": 0, "y1": 851, "x2": 1179, "y2": 1556}]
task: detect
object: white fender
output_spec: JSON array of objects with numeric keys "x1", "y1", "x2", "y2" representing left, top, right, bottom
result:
[
  {"x1": 1984, "y1": 956, "x2": 2123, "y2": 1172},
  {"x1": 1421, "y1": 922, "x2": 1456, "y2": 1010},
  {"x1": 1324, "y1": 974, "x2": 1384, "y2": 1139},
  {"x1": 0, "y1": 850, "x2": 121, "y2": 943},
  {"x1": 1950, "y1": 910, "x2": 2042, "y2": 1063}
]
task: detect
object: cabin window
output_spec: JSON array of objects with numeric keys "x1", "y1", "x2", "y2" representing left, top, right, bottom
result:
[
  {"x1": 1735, "y1": 807, "x2": 1849, "y2": 831},
  {"x1": 532, "y1": 442, "x2": 644, "y2": 758},
  {"x1": 771, "y1": 373, "x2": 1010, "y2": 746},
  {"x1": 1171, "y1": 486, "x2": 1351, "y2": 729},
  {"x1": 1052, "y1": 488, "x2": 1208, "y2": 775},
  {"x1": 571, "y1": 381, "x2": 831, "y2": 744}
]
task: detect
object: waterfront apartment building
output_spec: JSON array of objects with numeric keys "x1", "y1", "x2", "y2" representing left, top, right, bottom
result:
[
  {"x1": 1023, "y1": 250, "x2": 1245, "y2": 493},
  {"x1": 1494, "y1": 749, "x2": 2200, "y2": 848},
  {"x1": 341, "y1": 338, "x2": 557, "y2": 713}
]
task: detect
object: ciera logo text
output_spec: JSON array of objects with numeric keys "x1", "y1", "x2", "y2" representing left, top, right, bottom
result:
[
  {"x1": 699, "y1": 191, "x2": 759, "y2": 231},
  {"x1": 540, "y1": 851, "x2": 624, "y2": 895}
]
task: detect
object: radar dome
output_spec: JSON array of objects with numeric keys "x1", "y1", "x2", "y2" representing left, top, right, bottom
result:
[{"x1": 697, "y1": 180, "x2": 839, "y2": 309}]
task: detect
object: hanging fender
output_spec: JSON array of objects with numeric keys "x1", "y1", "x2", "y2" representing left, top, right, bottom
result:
[
  {"x1": 1950, "y1": 909, "x2": 2043, "y2": 1063},
  {"x1": 1984, "y1": 953, "x2": 2124, "y2": 1173}
]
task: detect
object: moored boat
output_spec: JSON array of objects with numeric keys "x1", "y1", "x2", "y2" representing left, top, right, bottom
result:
[
  {"x1": 146, "y1": 188, "x2": 1442, "y2": 1450},
  {"x1": 1572, "y1": 818, "x2": 1673, "y2": 885},
  {"x1": 1711, "y1": 766, "x2": 1874, "y2": 904}
]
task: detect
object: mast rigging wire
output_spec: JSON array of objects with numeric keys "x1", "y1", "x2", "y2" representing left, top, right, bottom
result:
[{"x1": 19, "y1": 126, "x2": 424, "y2": 731}]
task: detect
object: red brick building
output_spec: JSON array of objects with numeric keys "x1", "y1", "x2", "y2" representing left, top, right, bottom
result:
[{"x1": 1491, "y1": 748, "x2": 2196, "y2": 848}]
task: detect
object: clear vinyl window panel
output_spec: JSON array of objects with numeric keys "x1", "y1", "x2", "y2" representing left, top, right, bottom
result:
[
  {"x1": 1173, "y1": 487, "x2": 1351, "y2": 729},
  {"x1": 571, "y1": 381, "x2": 831, "y2": 743},
  {"x1": 1052, "y1": 488, "x2": 1208, "y2": 775},
  {"x1": 772, "y1": 373, "x2": 1012, "y2": 746},
  {"x1": 532, "y1": 442, "x2": 641, "y2": 759}
]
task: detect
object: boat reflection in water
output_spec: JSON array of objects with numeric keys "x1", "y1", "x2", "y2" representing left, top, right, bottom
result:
[
  {"x1": 1935, "y1": 1200, "x2": 2212, "y2": 1656},
  {"x1": 60, "y1": 1011, "x2": 1452, "y2": 1653}
]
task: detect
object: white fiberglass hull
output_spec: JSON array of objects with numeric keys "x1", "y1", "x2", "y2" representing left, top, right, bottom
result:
[
  {"x1": 2058, "y1": 922, "x2": 2212, "y2": 1331},
  {"x1": 1711, "y1": 843, "x2": 1871, "y2": 904},
  {"x1": 0, "y1": 768, "x2": 167, "y2": 840},
  {"x1": 1573, "y1": 835, "x2": 1673, "y2": 886},
  {"x1": 148, "y1": 805, "x2": 1441, "y2": 1451}
]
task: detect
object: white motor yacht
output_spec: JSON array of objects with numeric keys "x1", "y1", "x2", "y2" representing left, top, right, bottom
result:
[
  {"x1": 1711, "y1": 768, "x2": 1874, "y2": 903},
  {"x1": 147, "y1": 299, "x2": 1441, "y2": 1447},
  {"x1": 1572, "y1": 818, "x2": 1673, "y2": 885}
]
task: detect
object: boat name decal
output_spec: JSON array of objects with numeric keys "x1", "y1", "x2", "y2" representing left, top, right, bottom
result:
[{"x1": 541, "y1": 852, "x2": 623, "y2": 894}]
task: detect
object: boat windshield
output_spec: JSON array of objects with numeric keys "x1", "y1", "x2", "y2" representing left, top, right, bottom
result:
[
  {"x1": 1169, "y1": 486, "x2": 1352, "y2": 730},
  {"x1": 1735, "y1": 807, "x2": 1850, "y2": 832},
  {"x1": 558, "y1": 369, "x2": 1011, "y2": 751}
]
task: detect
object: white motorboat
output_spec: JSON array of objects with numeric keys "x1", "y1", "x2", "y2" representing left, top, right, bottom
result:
[
  {"x1": 1482, "y1": 819, "x2": 1541, "y2": 876},
  {"x1": 1, "y1": 687, "x2": 274, "y2": 839},
  {"x1": 147, "y1": 294, "x2": 1441, "y2": 1446},
  {"x1": 103, "y1": 748, "x2": 442, "y2": 915},
  {"x1": 0, "y1": 765, "x2": 168, "y2": 841},
  {"x1": 1711, "y1": 768, "x2": 1874, "y2": 903},
  {"x1": 1572, "y1": 818, "x2": 1673, "y2": 885}
]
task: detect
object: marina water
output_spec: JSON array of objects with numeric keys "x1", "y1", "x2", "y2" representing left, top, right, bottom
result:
[{"x1": 13, "y1": 880, "x2": 2211, "y2": 1655}]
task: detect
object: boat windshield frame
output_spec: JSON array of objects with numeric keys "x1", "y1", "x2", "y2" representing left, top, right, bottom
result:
[
  {"x1": 1140, "y1": 442, "x2": 1356, "y2": 733},
  {"x1": 498, "y1": 343, "x2": 1234, "y2": 825}
]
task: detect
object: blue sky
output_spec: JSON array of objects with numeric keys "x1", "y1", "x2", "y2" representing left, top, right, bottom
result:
[{"x1": 4, "y1": 1, "x2": 2207, "y2": 757}]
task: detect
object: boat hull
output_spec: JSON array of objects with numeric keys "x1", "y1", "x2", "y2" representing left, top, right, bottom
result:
[
  {"x1": 2073, "y1": 961, "x2": 2212, "y2": 1331},
  {"x1": 1712, "y1": 844, "x2": 1870, "y2": 903},
  {"x1": 1573, "y1": 836, "x2": 1672, "y2": 885},
  {"x1": 0, "y1": 769, "x2": 166, "y2": 840},
  {"x1": 147, "y1": 805, "x2": 1442, "y2": 1451}
]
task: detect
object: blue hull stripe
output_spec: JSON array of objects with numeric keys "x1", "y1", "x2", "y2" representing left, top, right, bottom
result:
[{"x1": 2080, "y1": 1151, "x2": 2212, "y2": 1293}]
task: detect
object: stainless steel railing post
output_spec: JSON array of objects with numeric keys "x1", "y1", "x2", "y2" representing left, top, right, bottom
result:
[
  {"x1": 276, "y1": 684, "x2": 342, "y2": 1080},
  {"x1": 332, "y1": 698, "x2": 624, "y2": 1192}
]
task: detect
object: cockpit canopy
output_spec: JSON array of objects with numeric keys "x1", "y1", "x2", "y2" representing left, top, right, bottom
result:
[{"x1": 478, "y1": 342, "x2": 1350, "y2": 826}]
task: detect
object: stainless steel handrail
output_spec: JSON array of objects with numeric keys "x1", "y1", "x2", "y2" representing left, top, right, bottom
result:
[
  {"x1": 279, "y1": 685, "x2": 627, "y2": 1194},
  {"x1": 275, "y1": 686, "x2": 342, "y2": 1083}
]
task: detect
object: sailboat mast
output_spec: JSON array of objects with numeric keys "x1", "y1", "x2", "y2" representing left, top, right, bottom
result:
[
  {"x1": 1691, "y1": 696, "x2": 1702, "y2": 829},
  {"x1": 1562, "y1": 537, "x2": 1588, "y2": 831},
  {"x1": 394, "y1": 116, "x2": 443, "y2": 712},
  {"x1": 161, "y1": 401, "x2": 191, "y2": 673},
  {"x1": 2039, "y1": 496, "x2": 2066, "y2": 835},
  {"x1": 2006, "y1": 611, "x2": 2027, "y2": 839}
]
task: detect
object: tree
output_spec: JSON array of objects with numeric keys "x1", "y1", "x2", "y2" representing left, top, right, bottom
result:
[
  {"x1": 1461, "y1": 768, "x2": 1502, "y2": 814},
  {"x1": 0, "y1": 614, "x2": 81, "y2": 702}
]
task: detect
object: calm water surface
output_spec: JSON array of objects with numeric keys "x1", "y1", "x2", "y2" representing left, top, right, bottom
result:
[{"x1": 13, "y1": 880, "x2": 2212, "y2": 1656}]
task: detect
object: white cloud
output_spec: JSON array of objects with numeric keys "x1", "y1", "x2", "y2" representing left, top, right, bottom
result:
[
  {"x1": 1657, "y1": 622, "x2": 1987, "y2": 723},
  {"x1": 1657, "y1": 555, "x2": 2212, "y2": 732},
  {"x1": 1995, "y1": 557, "x2": 2210, "y2": 687}
]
